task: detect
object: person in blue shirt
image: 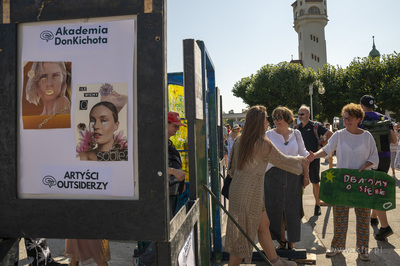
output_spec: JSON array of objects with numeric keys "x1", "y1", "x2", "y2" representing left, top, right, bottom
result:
[{"x1": 360, "y1": 95, "x2": 397, "y2": 240}]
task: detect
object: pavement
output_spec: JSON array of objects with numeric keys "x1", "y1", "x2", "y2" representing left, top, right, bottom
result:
[
  {"x1": 295, "y1": 158, "x2": 400, "y2": 266},
  {"x1": 17, "y1": 156, "x2": 400, "y2": 265}
]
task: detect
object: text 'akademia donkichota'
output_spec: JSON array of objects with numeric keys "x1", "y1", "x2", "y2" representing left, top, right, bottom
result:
[{"x1": 54, "y1": 25, "x2": 108, "y2": 45}]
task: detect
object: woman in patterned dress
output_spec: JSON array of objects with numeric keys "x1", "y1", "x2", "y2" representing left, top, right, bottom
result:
[{"x1": 225, "y1": 105, "x2": 309, "y2": 266}]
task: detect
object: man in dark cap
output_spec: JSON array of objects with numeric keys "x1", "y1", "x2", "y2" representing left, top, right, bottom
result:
[
  {"x1": 360, "y1": 95, "x2": 378, "y2": 109},
  {"x1": 360, "y1": 95, "x2": 397, "y2": 241},
  {"x1": 166, "y1": 111, "x2": 187, "y2": 215}
]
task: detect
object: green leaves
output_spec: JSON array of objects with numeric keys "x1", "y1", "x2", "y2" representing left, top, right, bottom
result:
[
  {"x1": 232, "y1": 52, "x2": 400, "y2": 121},
  {"x1": 232, "y1": 62, "x2": 314, "y2": 114}
]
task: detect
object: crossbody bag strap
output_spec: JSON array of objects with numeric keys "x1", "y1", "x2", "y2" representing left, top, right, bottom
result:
[{"x1": 227, "y1": 138, "x2": 237, "y2": 177}]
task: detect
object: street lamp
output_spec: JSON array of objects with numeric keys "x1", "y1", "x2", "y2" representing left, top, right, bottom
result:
[
  {"x1": 318, "y1": 82, "x2": 325, "y2": 94},
  {"x1": 309, "y1": 81, "x2": 325, "y2": 120},
  {"x1": 333, "y1": 116, "x2": 340, "y2": 129},
  {"x1": 309, "y1": 84, "x2": 314, "y2": 120}
]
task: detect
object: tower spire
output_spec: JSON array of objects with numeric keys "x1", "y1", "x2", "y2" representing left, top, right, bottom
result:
[{"x1": 369, "y1": 36, "x2": 380, "y2": 59}]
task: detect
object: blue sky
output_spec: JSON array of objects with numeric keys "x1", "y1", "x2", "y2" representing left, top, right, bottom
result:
[{"x1": 167, "y1": 0, "x2": 400, "y2": 113}]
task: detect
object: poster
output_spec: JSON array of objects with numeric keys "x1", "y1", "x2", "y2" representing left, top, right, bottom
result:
[
  {"x1": 168, "y1": 84, "x2": 185, "y2": 118},
  {"x1": 168, "y1": 83, "x2": 189, "y2": 182},
  {"x1": 18, "y1": 17, "x2": 136, "y2": 199},
  {"x1": 194, "y1": 44, "x2": 203, "y2": 120},
  {"x1": 177, "y1": 228, "x2": 195, "y2": 266},
  {"x1": 22, "y1": 61, "x2": 72, "y2": 129},
  {"x1": 75, "y1": 83, "x2": 128, "y2": 162},
  {"x1": 320, "y1": 168, "x2": 396, "y2": 211}
]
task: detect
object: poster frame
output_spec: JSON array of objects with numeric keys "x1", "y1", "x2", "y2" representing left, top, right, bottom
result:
[{"x1": 0, "y1": 0, "x2": 169, "y2": 241}]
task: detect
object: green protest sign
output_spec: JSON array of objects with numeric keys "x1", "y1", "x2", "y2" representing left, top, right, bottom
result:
[{"x1": 320, "y1": 168, "x2": 396, "y2": 211}]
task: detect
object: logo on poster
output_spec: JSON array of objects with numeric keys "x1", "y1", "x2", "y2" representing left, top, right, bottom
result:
[
  {"x1": 97, "y1": 149, "x2": 128, "y2": 161},
  {"x1": 40, "y1": 30, "x2": 54, "y2": 42},
  {"x1": 42, "y1": 170, "x2": 109, "y2": 191},
  {"x1": 43, "y1": 175, "x2": 57, "y2": 187}
]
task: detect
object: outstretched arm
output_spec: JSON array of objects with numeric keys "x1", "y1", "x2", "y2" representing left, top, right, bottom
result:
[
  {"x1": 302, "y1": 158, "x2": 310, "y2": 187},
  {"x1": 306, "y1": 149, "x2": 328, "y2": 163}
]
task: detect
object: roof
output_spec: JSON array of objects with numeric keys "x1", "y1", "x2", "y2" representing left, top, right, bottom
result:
[
  {"x1": 369, "y1": 36, "x2": 380, "y2": 58},
  {"x1": 290, "y1": 59, "x2": 304, "y2": 66}
]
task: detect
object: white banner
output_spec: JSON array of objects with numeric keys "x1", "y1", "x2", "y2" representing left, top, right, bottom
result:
[
  {"x1": 178, "y1": 228, "x2": 196, "y2": 266},
  {"x1": 41, "y1": 166, "x2": 113, "y2": 196},
  {"x1": 18, "y1": 17, "x2": 136, "y2": 199}
]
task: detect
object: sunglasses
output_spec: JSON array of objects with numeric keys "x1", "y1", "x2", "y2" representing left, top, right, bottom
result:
[
  {"x1": 272, "y1": 115, "x2": 283, "y2": 121},
  {"x1": 298, "y1": 113, "x2": 305, "y2": 116}
]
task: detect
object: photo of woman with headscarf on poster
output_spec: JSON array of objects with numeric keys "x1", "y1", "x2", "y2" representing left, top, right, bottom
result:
[
  {"x1": 76, "y1": 83, "x2": 128, "y2": 161},
  {"x1": 22, "y1": 61, "x2": 72, "y2": 129}
]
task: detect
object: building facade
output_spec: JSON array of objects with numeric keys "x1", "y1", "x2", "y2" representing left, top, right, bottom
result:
[{"x1": 291, "y1": 0, "x2": 328, "y2": 70}]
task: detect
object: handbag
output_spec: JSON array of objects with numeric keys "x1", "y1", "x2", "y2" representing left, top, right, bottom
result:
[
  {"x1": 222, "y1": 138, "x2": 236, "y2": 199},
  {"x1": 221, "y1": 174, "x2": 232, "y2": 199}
]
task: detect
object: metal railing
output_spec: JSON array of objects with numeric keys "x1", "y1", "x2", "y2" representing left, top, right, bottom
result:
[{"x1": 202, "y1": 183, "x2": 272, "y2": 265}]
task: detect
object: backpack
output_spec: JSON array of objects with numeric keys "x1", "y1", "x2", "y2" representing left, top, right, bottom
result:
[
  {"x1": 295, "y1": 123, "x2": 324, "y2": 146},
  {"x1": 362, "y1": 115, "x2": 391, "y2": 152}
]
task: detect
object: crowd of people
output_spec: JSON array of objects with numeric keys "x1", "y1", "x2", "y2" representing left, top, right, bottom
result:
[
  {"x1": 224, "y1": 95, "x2": 398, "y2": 265},
  {"x1": 11, "y1": 96, "x2": 398, "y2": 265}
]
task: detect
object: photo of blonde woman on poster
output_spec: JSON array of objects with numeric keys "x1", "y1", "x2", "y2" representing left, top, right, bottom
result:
[
  {"x1": 75, "y1": 83, "x2": 128, "y2": 161},
  {"x1": 22, "y1": 61, "x2": 72, "y2": 129}
]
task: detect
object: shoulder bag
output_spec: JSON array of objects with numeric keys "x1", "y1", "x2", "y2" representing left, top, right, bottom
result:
[
  {"x1": 221, "y1": 139, "x2": 236, "y2": 199},
  {"x1": 221, "y1": 174, "x2": 232, "y2": 199}
]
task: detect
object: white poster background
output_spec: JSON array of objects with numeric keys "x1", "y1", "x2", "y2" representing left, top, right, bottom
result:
[
  {"x1": 194, "y1": 44, "x2": 203, "y2": 120},
  {"x1": 18, "y1": 17, "x2": 137, "y2": 199},
  {"x1": 178, "y1": 228, "x2": 196, "y2": 266}
]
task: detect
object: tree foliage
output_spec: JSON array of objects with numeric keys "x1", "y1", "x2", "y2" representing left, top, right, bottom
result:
[
  {"x1": 315, "y1": 64, "x2": 348, "y2": 121},
  {"x1": 232, "y1": 62, "x2": 315, "y2": 115},
  {"x1": 232, "y1": 52, "x2": 400, "y2": 122},
  {"x1": 380, "y1": 53, "x2": 400, "y2": 119}
]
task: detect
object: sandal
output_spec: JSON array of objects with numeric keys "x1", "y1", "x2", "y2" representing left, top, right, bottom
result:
[
  {"x1": 288, "y1": 242, "x2": 295, "y2": 250},
  {"x1": 276, "y1": 241, "x2": 287, "y2": 250}
]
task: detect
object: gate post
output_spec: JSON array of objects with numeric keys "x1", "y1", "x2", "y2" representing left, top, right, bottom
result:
[{"x1": 183, "y1": 39, "x2": 210, "y2": 265}]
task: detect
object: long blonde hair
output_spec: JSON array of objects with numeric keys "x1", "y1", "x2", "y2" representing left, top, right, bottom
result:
[{"x1": 237, "y1": 105, "x2": 268, "y2": 170}]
